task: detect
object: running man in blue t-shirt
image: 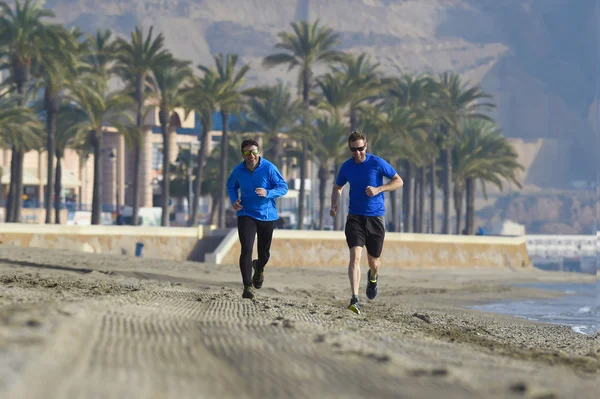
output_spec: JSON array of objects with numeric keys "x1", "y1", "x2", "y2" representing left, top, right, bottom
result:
[
  {"x1": 226, "y1": 139, "x2": 288, "y2": 299},
  {"x1": 330, "y1": 131, "x2": 403, "y2": 314}
]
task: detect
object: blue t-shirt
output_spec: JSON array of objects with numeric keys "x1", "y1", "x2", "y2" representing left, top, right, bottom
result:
[
  {"x1": 335, "y1": 153, "x2": 397, "y2": 217},
  {"x1": 226, "y1": 158, "x2": 288, "y2": 221}
]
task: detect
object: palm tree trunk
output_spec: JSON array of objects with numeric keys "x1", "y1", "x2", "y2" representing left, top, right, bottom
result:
[
  {"x1": 54, "y1": 152, "x2": 62, "y2": 224},
  {"x1": 349, "y1": 108, "x2": 358, "y2": 132},
  {"x1": 209, "y1": 194, "x2": 218, "y2": 225},
  {"x1": 8, "y1": 74, "x2": 28, "y2": 223},
  {"x1": 302, "y1": 68, "x2": 310, "y2": 106},
  {"x1": 5, "y1": 146, "x2": 16, "y2": 222},
  {"x1": 297, "y1": 68, "x2": 312, "y2": 231},
  {"x1": 270, "y1": 134, "x2": 284, "y2": 167},
  {"x1": 442, "y1": 144, "x2": 451, "y2": 234},
  {"x1": 160, "y1": 109, "x2": 170, "y2": 227},
  {"x1": 11, "y1": 150, "x2": 24, "y2": 223},
  {"x1": 7, "y1": 149, "x2": 21, "y2": 223},
  {"x1": 131, "y1": 74, "x2": 146, "y2": 226},
  {"x1": 465, "y1": 178, "x2": 475, "y2": 235},
  {"x1": 389, "y1": 190, "x2": 397, "y2": 232},
  {"x1": 418, "y1": 167, "x2": 426, "y2": 233},
  {"x1": 453, "y1": 185, "x2": 463, "y2": 235},
  {"x1": 402, "y1": 162, "x2": 412, "y2": 232},
  {"x1": 91, "y1": 129, "x2": 104, "y2": 225},
  {"x1": 131, "y1": 142, "x2": 141, "y2": 226},
  {"x1": 297, "y1": 137, "x2": 307, "y2": 230},
  {"x1": 14, "y1": 150, "x2": 25, "y2": 223},
  {"x1": 429, "y1": 157, "x2": 436, "y2": 234},
  {"x1": 132, "y1": 75, "x2": 145, "y2": 226},
  {"x1": 331, "y1": 162, "x2": 342, "y2": 231},
  {"x1": 317, "y1": 165, "x2": 328, "y2": 230},
  {"x1": 412, "y1": 168, "x2": 419, "y2": 233},
  {"x1": 218, "y1": 110, "x2": 229, "y2": 229},
  {"x1": 189, "y1": 119, "x2": 211, "y2": 227},
  {"x1": 44, "y1": 89, "x2": 57, "y2": 224}
]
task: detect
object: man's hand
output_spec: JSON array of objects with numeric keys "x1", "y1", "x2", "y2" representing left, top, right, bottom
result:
[
  {"x1": 233, "y1": 199, "x2": 243, "y2": 211},
  {"x1": 330, "y1": 203, "x2": 338, "y2": 217},
  {"x1": 255, "y1": 188, "x2": 267, "y2": 197},
  {"x1": 365, "y1": 186, "x2": 381, "y2": 197}
]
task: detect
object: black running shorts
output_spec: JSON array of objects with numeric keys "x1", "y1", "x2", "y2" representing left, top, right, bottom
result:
[{"x1": 344, "y1": 214, "x2": 386, "y2": 258}]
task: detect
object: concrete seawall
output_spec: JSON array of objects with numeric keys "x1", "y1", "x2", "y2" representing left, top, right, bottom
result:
[
  {"x1": 0, "y1": 224, "x2": 211, "y2": 261},
  {"x1": 216, "y1": 230, "x2": 532, "y2": 269},
  {"x1": 0, "y1": 224, "x2": 531, "y2": 270}
]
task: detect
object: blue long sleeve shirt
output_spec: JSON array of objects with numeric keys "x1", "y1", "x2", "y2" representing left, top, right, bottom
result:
[{"x1": 226, "y1": 157, "x2": 288, "y2": 221}]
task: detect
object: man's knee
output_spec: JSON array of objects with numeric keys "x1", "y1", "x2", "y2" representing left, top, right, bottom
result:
[
  {"x1": 367, "y1": 254, "x2": 381, "y2": 267},
  {"x1": 349, "y1": 246, "x2": 362, "y2": 265}
]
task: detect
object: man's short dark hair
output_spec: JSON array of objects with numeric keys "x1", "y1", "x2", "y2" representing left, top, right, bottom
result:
[
  {"x1": 241, "y1": 139, "x2": 259, "y2": 152},
  {"x1": 348, "y1": 131, "x2": 367, "y2": 143}
]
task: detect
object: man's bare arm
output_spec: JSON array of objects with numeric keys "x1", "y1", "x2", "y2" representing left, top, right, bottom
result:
[
  {"x1": 330, "y1": 184, "x2": 344, "y2": 216},
  {"x1": 380, "y1": 174, "x2": 403, "y2": 192}
]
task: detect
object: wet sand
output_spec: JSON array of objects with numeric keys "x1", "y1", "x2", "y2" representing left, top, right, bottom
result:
[{"x1": 0, "y1": 244, "x2": 597, "y2": 399}]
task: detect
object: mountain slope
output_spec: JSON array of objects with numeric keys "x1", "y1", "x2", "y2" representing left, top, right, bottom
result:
[{"x1": 43, "y1": 0, "x2": 598, "y2": 186}]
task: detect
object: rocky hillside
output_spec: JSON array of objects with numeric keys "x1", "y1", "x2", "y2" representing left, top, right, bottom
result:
[
  {"x1": 42, "y1": 0, "x2": 597, "y2": 188},
  {"x1": 478, "y1": 190, "x2": 598, "y2": 235}
]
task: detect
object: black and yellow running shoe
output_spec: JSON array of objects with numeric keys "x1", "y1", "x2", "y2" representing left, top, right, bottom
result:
[
  {"x1": 252, "y1": 260, "x2": 264, "y2": 289},
  {"x1": 242, "y1": 285, "x2": 255, "y2": 299},
  {"x1": 366, "y1": 269, "x2": 378, "y2": 300},
  {"x1": 347, "y1": 296, "x2": 361, "y2": 315}
]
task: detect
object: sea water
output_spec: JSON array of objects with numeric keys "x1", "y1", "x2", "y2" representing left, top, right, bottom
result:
[{"x1": 469, "y1": 280, "x2": 599, "y2": 335}]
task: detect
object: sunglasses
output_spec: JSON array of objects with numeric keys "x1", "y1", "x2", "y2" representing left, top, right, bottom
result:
[
  {"x1": 349, "y1": 145, "x2": 366, "y2": 152},
  {"x1": 242, "y1": 149, "x2": 259, "y2": 156}
]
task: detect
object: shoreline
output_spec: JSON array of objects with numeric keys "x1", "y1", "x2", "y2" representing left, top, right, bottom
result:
[
  {"x1": 466, "y1": 280, "x2": 598, "y2": 335},
  {"x1": 0, "y1": 245, "x2": 598, "y2": 398}
]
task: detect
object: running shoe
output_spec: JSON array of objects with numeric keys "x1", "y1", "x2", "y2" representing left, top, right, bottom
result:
[
  {"x1": 347, "y1": 296, "x2": 361, "y2": 314},
  {"x1": 252, "y1": 260, "x2": 264, "y2": 289},
  {"x1": 242, "y1": 285, "x2": 255, "y2": 299},
  {"x1": 366, "y1": 269, "x2": 378, "y2": 300}
]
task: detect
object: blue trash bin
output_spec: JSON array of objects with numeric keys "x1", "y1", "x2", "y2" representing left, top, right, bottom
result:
[{"x1": 135, "y1": 242, "x2": 144, "y2": 257}]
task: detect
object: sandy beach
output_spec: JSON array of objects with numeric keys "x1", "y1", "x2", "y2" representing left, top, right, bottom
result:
[{"x1": 0, "y1": 244, "x2": 597, "y2": 399}]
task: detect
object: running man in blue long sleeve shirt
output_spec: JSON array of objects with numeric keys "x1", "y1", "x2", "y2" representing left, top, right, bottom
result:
[{"x1": 226, "y1": 139, "x2": 288, "y2": 299}]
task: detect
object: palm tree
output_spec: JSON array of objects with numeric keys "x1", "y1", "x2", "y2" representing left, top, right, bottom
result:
[
  {"x1": 183, "y1": 71, "x2": 217, "y2": 227},
  {"x1": 263, "y1": 19, "x2": 345, "y2": 229},
  {"x1": 452, "y1": 119, "x2": 523, "y2": 234},
  {"x1": 462, "y1": 119, "x2": 524, "y2": 234},
  {"x1": 169, "y1": 147, "x2": 195, "y2": 215},
  {"x1": 67, "y1": 74, "x2": 134, "y2": 225},
  {"x1": 313, "y1": 72, "x2": 348, "y2": 120},
  {"x1": 333, "y1": 52, "x2": 383, "y2": 131},
  {"x1": 0, "y1": 0, "x2": 68, "y2": 222},
  {"x1": 0, "y1": 95, "x2": 44, "y2": 221},
  {"x1": 428, "y1": 72, "x2": 495, "y2": 234},
  {"x1": 198, "y1": 53, "x2": 250, "y2": 229},
  {"x1": 113, "y1": 25, "x2": 172, "y2": 226},
  {"x1": 148, "y1": 59, "x2": 193, "y2": 226},
  {"x1": 309, "y1": 115, "x2": 347, "y2": 229},
  {"x1": 31, "y1": 26, "x2": 80, "y2": 223},
  {"x1": 82, "y1": 29, "x2": 116, "y2": 79},
  {"x1": 365, "y1": 103, "x2": 430, "y2": 232},
  {"x1": 387, "y1": 74, "x2": 434, "y2": 232},
  {"x1": 245, "y1": 82, "x2": 303, "y2": 166},
  {"x1": 53, "y1": 103, "x2": 88, "y2": 223}
]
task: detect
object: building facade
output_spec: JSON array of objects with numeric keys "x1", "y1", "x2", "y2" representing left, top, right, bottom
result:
[{"x1": 0, "y1": 108, "x2": 315, "y2": 224}]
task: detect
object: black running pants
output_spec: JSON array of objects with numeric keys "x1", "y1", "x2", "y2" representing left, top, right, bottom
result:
[{"x1": 237, "y1": 216, "x2": 275, "y2": 287}]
